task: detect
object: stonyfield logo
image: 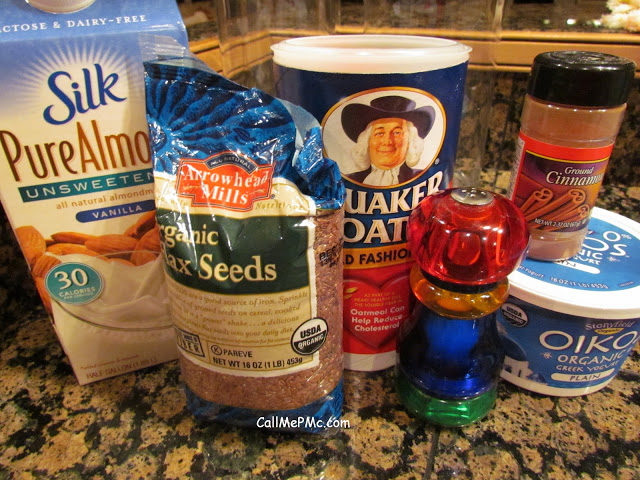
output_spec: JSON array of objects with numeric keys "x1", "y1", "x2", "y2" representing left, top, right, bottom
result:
[{"x1": 176, "y1": 152, "x2": 273, "y2": 211}]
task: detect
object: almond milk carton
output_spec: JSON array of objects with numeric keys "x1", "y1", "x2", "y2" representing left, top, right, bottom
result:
[{"x1": 0, "y1": 0, "x2": 188, "y2": 383}]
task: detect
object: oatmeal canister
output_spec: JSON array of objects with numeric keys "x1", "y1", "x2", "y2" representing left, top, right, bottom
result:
[
  {"x1": 0, "y1": 0, "x2": 188, "y2": 384},
  {"x1": 272, "y1": 35, "x2": 471, "y2": 370},
  {"x1": 498, "y1": 208, "x2": 640, "y2": 396}
]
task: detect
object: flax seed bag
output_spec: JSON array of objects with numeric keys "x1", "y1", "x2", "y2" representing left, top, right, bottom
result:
[{"x1": 143, "y1": 45, "x2": 345, "y2": 432}]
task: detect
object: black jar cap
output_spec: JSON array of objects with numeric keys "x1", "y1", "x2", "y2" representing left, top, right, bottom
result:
[{"x1": 528, "y1": 51, "x2": 636, "y2": 108}]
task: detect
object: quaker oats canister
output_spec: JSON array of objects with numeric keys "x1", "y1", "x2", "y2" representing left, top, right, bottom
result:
[
  {"x1": 498, "y1": 207, "x2": 640, "y2": 396},
  {"x1": 272, "y1": 35, "x2": 471, "y2": 371}
]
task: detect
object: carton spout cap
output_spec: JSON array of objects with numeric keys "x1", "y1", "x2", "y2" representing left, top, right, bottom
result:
[{"x1": 27, "y1": 0, "x2": 96, "y2": 13}]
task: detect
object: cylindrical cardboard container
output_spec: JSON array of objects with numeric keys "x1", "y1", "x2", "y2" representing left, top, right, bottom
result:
[
  {"x1": 498, "y1": 207, "x2": 640, "y2": 396},
  {"x1": 272, "y1": 35, "x2": 471, "y2": 371}
]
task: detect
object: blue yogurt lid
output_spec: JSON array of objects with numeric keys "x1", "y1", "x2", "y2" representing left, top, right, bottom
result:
[{"x1": 509, "y1": 207, "x2": 640, "y2": 320}]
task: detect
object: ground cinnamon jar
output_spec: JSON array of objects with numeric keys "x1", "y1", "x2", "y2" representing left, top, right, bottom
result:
[{"x1": 508, "y1": 51, "x2": 635, "y2": 261}]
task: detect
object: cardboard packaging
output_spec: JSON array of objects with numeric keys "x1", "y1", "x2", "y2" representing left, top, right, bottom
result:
[{"x1": 0, "y1": 0, "x2": 189, "y2": 384}]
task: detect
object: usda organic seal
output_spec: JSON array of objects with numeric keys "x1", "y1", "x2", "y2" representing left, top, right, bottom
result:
[{"x1": 291, "y1": 318, "x2": 328, "y2": 355}]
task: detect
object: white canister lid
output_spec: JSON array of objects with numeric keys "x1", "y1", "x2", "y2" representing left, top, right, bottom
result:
[
  {"x1": 508, "y1": 207, "x2": 640, "y2": 320},
  {"x1": 271, "y1": 35, "x2": 471, "y2": 74},
  {"x1": 27, "y1": 0, "x2": 96, "y2": 13}
]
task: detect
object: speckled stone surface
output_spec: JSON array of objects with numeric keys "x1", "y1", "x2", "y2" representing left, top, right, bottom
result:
[
  {"x1": 2, "y1": 3, "x2": 640, "y2": 477},
  {"x1": 1, "y1": 169, "x2": 640, "y2": 479},
  {"x1": 0, "y1": 292, "x2": 639, "y2": 479}
]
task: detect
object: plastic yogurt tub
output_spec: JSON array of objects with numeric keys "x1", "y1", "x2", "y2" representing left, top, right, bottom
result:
[{"x1": 498, "y1": 207, "x2": 640, "y2": 396}]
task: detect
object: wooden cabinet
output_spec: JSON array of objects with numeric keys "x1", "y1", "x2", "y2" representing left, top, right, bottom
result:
[{"x1": 183, "y1": 1, "x2": 640, "y2": 75}]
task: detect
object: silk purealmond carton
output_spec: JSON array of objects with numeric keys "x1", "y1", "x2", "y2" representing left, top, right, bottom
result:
[{"x1": 0, "y1": 0, "x2": 188, "y2": 384}]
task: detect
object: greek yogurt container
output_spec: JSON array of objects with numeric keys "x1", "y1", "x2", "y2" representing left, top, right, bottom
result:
[{"x1": 498, "y1": 207, "x2": 640, "y2": 396}]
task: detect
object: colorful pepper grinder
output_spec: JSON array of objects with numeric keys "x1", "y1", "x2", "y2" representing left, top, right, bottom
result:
[{"x1": 395, "y1": 187, "x2": 530, "y2": 427}]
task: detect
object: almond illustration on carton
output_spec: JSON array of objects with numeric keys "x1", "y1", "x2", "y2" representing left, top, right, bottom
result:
[
  {"x1": 51, "y1": 232, "x2": 97, "y2": 245},
  {"x1": 14, "y1": 210, "x2": 161, "y2": 316},
  {"x1": 124, "y1": 210, "x2": 157, "y2": 239},
  {"x1": 47, "y1": 243, "x2": 100, "y2": 256},
  {"x1": 139, "y1": 225, "x2": 161, "y2": 251},
  {"x1": 85, "y1": 234, "x2": 139, "y2": 258},
  {"x1": 32, "y1": 254, "x2": 61, "y2": 278},
  {"x1": 130, "y1": 226, "x2": 162, "y2": 265},
  {"x1": 15, "y1": 225, "x2": 46, "y2": 267}
]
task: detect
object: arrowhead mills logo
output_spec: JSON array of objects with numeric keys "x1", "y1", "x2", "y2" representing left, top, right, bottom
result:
[{"x1": 176, "y1": 152, "x2": 274, "y2": 211}]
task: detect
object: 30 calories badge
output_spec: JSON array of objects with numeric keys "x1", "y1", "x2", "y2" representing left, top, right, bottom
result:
[
  {"x1": 45, "y1": 262, "x2": 103, "y2": 305},
  {"x1": 176, "y1": 152, "x2": 274, "y2": 211}
]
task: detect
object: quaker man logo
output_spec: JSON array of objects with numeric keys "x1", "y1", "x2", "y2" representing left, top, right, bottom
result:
[
  {"x1": 176, "y1": 152, "x2": 274, "y2": 211},
  {"x1": 322, "y1": 88, "x2": 446, "y2": 188}
]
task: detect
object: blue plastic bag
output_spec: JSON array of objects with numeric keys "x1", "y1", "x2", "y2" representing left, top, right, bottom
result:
[{"x1": 143, "y1": 41, "x2": 345, "y2": 433}]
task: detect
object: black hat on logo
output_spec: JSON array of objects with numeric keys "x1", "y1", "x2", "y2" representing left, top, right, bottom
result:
[{"x1": 341, "y1": 95, "x2": 435, "y2": 142}]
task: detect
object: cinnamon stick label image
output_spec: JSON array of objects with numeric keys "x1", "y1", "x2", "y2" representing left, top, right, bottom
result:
[{"x1": 509, "y1": 133, "x2": 613, "y2": 233}]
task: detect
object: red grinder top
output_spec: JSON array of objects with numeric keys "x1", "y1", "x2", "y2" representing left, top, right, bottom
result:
[{"x1": 407, "y1": 187, "x2": 530, "y2": 288}]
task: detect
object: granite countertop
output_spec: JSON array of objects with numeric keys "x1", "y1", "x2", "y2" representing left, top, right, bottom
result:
[
  {"x1": 1, "y1": 192, "x2": 639, "y2": 479},
  {"x1": 1, "y1": 305, "x2": 639, "y2": 480},
  {"x1": 2, "y1": 5, "x2": 639, "y2": 475}
]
